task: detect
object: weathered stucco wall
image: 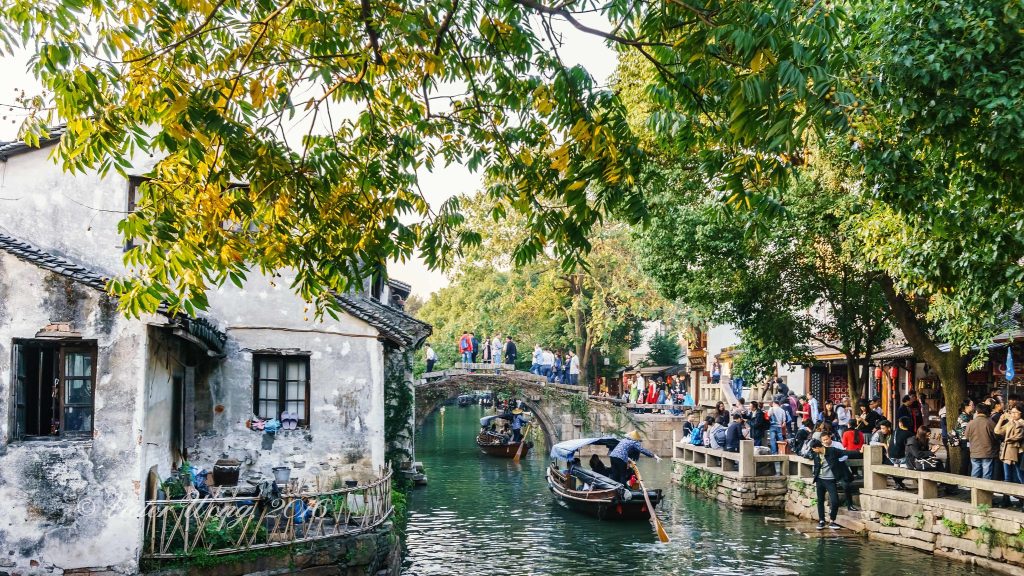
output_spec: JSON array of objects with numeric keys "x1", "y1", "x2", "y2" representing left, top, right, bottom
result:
[
  {"x1": 185, "y1": 273, "x2": 387, "y2": 483},
  {"x1": 0, "y1": 150, "x2": 155, "y2": 276},
  {"x1": 0, "y1": 252, "x2": 150, "y2": 572}
]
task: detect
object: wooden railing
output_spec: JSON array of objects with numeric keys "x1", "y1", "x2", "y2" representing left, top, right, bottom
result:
[
  {"x1": 143, "y1": 468, "x2": 393, "y2": 559},
  {"x1": 862, "y1": 445, "x2": 1024, "y2": 506}
]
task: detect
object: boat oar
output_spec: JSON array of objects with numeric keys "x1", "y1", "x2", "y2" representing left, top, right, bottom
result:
[
  {"x1": 630, "y1": 460, "x2": 669, "y2": 543},
  {"x1": 513, "y1": 423, "x2": 532, "y2": 462}
]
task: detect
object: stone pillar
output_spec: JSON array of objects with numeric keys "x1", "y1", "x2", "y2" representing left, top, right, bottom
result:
[
  {"x1": 864, "y1": 445, "x2": 887, "y2": 491},
  {"x1": 739, "y1": 440, "x2": 755, "y2": 477}
]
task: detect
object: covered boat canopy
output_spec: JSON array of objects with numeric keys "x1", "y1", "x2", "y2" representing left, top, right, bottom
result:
[
  {"x1": 480, "y1": 413, "x2": 522, "y2": 427},
  {"x1": 550, "y1": 437, "x2": 621, "y2": 460}
]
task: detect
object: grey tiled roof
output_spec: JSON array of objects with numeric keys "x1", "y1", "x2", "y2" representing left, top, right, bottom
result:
[
  {"x1": 0, "y1": 124, "x2": 67, "y2": 160},
  {"x1": 336, "y1": 292, "x2": 432, "y2": 348},
  {"x1": 0, "y1": 231, "x2": 109, "y2": 291}
]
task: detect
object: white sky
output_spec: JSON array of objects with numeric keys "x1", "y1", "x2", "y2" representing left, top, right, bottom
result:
[{"x1": 0, "y1": 14, "x2": 617, "y2": 298}]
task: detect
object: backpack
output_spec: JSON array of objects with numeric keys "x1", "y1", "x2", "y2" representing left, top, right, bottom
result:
[
  {"x1": 713, "y1": 425, "x2": 728, "y2": 448},
  {"x1": 689, "y1": 424, "x2": 705, "y2": 446},
  {"x1": 799, "y1": 437, "x2": 814, "y2": 459}
]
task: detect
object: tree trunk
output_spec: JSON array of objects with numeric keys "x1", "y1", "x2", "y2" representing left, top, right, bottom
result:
[
  {"x1": 845, "y1": 354, "x2": 859, "y2": 404},
  {"x1": 879, "y1": 275, "x2": 968, "y2": 474}
]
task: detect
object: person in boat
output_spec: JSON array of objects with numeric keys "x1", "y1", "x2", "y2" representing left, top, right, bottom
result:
[
  {"x1": 608, "y1": 430, "x2": 661, "y2": 484},
  {"x1": 510, "y1": 408, "x2": 528, "y2": 443},
  {"x1": 589, "y1": 453, "x2": 611, "y2": 477}
]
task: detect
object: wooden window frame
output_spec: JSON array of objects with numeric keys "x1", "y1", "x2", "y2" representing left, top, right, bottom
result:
[
  {"x1": 252, "y1": 355, "x2": 311, "y2": 427},
  {"x1": 10, "y1": 339, "x2": 97, "y2": 441}
]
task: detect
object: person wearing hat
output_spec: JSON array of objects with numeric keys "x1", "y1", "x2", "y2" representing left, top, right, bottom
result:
[
  {"x1": 608, "y1": 430, "x2": 661, "y2": 484},
  {"x1": 510, "y1": 408, "x2": 528, "y2": 443}
]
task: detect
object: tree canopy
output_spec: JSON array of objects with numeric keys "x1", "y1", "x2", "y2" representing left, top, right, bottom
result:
[{"x1": 0, "y1": 0, "x2": 853, "y2": 316}]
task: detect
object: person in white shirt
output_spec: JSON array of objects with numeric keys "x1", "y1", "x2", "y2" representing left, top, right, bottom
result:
[
  {"x1": 809, "y1": 396, "x2": 820, "y2": 424},
  {"x1": 541, "y1": 348, "x2": 554, "y2": 381},
  {"x1": 492, "y1": 333, "x2": 504, "y2": 364},
  {"x1": 836, "y1": 397, "x2": 851, "y2": 434},
  {"x1": 531, "y1": 345, "x2": 543, "y2": 374},
  {"x1": 569, "y1": 352, "x2": 580, "y2": 386},
  {"x1": 424, "y1": 344, "x2": 437, "y2": 373}
]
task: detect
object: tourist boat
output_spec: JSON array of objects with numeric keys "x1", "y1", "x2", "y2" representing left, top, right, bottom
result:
[
  {"x1": 478, "y1": 391, "x2": 494, "y2": 407},
  {"x1": 476, "y1": 414, "x2": 532, "y2": 458},
  {"x1": 546, "y1": 437, "x2": 663, "y2": 521},
  {"x1": 457, "y1": 394, "x2": 476, "y2": 407}
]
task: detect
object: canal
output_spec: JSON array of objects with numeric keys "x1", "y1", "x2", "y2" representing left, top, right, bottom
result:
[{"x1": 403, "y1": 405, "x2": 984, "y2": 576}]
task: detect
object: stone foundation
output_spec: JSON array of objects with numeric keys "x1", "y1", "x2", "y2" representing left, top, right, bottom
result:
[
  {"x1": 857, "y1": 490, "x2": 1024, "y2": 576},
  {"x1": 673, "y1": 460, "x2": 788, "y2": 510}
]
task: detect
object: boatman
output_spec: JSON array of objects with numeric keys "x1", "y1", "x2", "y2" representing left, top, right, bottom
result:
[
  {"x1": 609, "y1": 430, "x2": 661, "y2": 484},
  {"x1": 510, "y1": 408, "x2": 528, "y2": 443}
]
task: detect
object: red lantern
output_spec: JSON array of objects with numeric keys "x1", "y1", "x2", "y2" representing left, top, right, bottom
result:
[
  {"x1": 890, "y1": 366, "x2": 899, "y2": 380},
  {"x1": 875, "y1": 367, "x2": 883, "y2": 380}
]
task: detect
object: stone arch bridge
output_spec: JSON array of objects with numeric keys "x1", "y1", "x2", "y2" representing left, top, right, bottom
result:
[{"x1": 415, "y1": 365, "x2": 677, "y2": 453}]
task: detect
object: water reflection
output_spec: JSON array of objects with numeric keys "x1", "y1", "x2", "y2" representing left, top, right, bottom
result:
[{"x1": 404, "y1": 405, "x2": 982, "y2": 576}]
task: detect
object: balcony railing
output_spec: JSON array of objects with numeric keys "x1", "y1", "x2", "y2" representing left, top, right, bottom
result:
[{"x1": 143, "y1": 467, "x2": 393, "y2": 559}]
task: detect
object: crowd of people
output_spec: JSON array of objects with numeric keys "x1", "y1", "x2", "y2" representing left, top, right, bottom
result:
[
  {"x1": 529, "y1": 345, "x2": 581, "y2": 385},
  {"x1": 675, "y1": 387, "x2": 1024, "y2": 528},
  {"x1": 421, "y1": 332, "x2": 520, "y2": 373},
  {"x1": 620, "y1": 372, "x2": 694, "y2": 414}
]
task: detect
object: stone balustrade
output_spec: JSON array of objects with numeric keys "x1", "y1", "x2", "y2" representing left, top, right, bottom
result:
[{"x1": 674, "y1": 441, "x2": 1024, "y2": 576}]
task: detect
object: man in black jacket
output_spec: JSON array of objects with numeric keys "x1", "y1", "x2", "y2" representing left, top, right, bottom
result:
[
  {"x1": 725, "y1": 413, "x2": 745, "y2": 452},
  {"x1": 748, "y1": 401, "x2": 767, "y2": 447},
  {"x1": 811, "y1": 432, "x2": 860, "y2": 529},
  {"x1": 504, "y1": 336, "x2": 518, "y2": 366}
]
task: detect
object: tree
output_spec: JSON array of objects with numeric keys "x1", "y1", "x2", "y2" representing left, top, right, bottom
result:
[
  {"x1": 644, "y1": 330, "x2": 682, "y2": 367},
  {"x1": 0, "y1": 0, "x2": 851, "y2": 317},
  {"x1": 626, "y1": 0, "x2": 1023, "y2": 472},
  {"x1": 403, "y1": 294, "x2": 426, "y2": 317},
  {"x1": 416, "y1": 192, "x2": 674, "y2": 385},
  {"x1": 634, "y1": 155, "x2": 892, "y2": 403},
  {"x1": 837, "y1": 0, "x2": 1024, "y2": 471}
]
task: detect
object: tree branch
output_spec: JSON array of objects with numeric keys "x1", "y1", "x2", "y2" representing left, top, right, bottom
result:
[
  {"x1": 124, "y1": 0, "x2": 230, "y2": 63},
  {"x1": 509, "y1": 0, "x2": 669, "y2": 48},
  {"x1": 361, "y1": 0, "x2": 385, "y2": 65}
]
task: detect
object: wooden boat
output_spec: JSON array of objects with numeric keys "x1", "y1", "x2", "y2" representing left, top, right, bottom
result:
[
  {"x1": 546, "y1": 437, "x2": 663, "y2": 521},
  {"x1": 457, "y1": 394, "x2": 476, "y2": 406},
  {"x1": 476, "y1": 414, "x2": 532, "y2": 458}
]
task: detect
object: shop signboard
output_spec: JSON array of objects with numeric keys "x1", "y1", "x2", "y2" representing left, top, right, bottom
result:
[{"x1": 688, "y1": 354, "x2": 706, "y2": 372}]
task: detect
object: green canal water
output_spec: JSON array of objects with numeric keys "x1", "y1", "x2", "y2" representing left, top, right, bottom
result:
[{"x1": 403, "y1": 405, "x2": 984, "y2": 576}]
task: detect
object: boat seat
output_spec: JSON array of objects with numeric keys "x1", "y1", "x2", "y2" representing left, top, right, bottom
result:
[{"x1": 569, "y1": 466, "x2": 621, "y2": 490}]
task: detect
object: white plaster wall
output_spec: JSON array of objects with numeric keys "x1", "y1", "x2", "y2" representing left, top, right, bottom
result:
[
  {"x1": 707, "y1": 324, "x2": 740, "y2": 361},
  {"x1": 779, "y1": 364, "x2": 806, "y2": 395},
  {"x1": 0, "y1": 150, "x2": 156, "y2": 274},
  {"x1": 190, "y1": 273, "x2": 387, "y2": 481},
  {"x1": 0, "y1": 253, "x2": 150, "y2": 572}
]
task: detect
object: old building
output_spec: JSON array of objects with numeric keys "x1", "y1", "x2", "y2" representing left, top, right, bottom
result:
[{"x1": 0, "y1": 130, "x2": 429, "y2": 573}]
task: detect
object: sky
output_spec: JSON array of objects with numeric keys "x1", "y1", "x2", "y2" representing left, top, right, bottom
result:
[{"x1": 0, "y1": 13, "x2": 617, "y2": 299}]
